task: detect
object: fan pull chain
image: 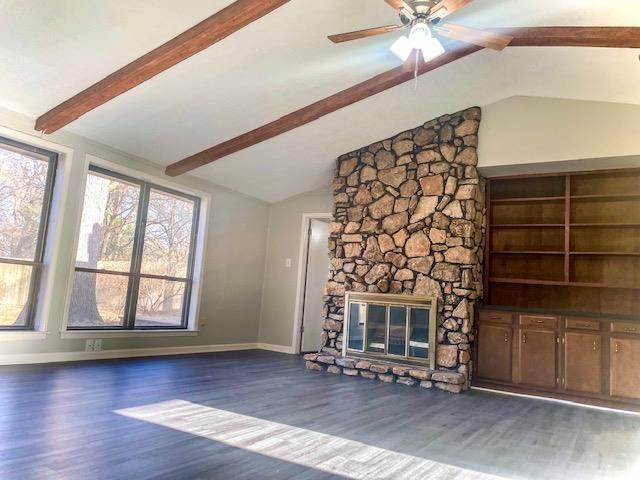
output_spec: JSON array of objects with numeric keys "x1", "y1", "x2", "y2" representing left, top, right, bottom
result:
[{"x1": 413, "y1": 50, "x2": 419, "y2": 90}]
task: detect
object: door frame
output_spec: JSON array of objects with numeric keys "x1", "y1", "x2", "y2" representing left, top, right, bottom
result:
[{"x1": 291, "y1": 213, "x2": 332, "y2": 354}]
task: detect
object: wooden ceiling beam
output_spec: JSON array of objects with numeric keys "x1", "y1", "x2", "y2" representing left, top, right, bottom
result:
[
  {"x1": 165, "y1": 43, "x2": 483, "y2": 177},
  {"x1": 34, "y1": 0, "x2": 291, "y2": 134},
  {"x1": 492, "y1": 26, "x2": 640, "y2": 48},
  {"x1": 163, "y1": 25, "x2": 640, "y2": 176}
]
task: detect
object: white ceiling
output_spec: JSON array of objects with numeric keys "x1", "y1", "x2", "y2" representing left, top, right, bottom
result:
[{"x1": 1, "y1": 0, "x2": 639, "y2": 202}]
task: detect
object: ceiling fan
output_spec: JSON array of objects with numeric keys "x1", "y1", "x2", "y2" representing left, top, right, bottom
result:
[{"x1": 328, "y1": 0, "x2": 514, "y2": 63}]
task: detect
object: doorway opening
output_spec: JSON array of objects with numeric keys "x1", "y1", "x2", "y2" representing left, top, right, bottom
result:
[{"x1": 295, "y1": 214, "x2": 331, "y2": 354}]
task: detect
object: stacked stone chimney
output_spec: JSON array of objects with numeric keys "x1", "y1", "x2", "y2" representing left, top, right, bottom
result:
[{"x1": 304, "y1": 107, "x2": 486, "y2": 392}]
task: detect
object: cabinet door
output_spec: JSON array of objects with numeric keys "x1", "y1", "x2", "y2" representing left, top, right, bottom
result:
[
  {"x1": 477, "y1": 324, "x2": 512, "y2": 382},
  {"x1": 518, "y1": 329, "x2": 557, "y2": 389},
  {"x1": 564, "y1": 332, "x2": 602, "y2": 394},
  {"x1": 611, "y1": 337, "x2": 640, "y2": 399}
]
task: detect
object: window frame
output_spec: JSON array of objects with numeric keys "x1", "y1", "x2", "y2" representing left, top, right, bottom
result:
[
  {"x1": 0, "y1": 135, "x2": 58, "y2": 331},
  {"x1": 67, "y1": 164, "x2": 201, "y2": 331}
]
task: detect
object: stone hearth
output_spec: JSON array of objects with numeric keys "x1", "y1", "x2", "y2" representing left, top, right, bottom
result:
[{"x1": 305, "y1": 106, "x2": 486, "y2": 393}]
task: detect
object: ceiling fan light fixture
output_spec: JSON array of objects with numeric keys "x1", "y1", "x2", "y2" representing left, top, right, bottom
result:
[
  {"x1": 421, "y1": 36, "x2": 445, "y2": 62},
  {"x1": 390, "y1": 35, "x2": 413, "y2": 61},
  {"x1": 409, "y1": 21, "x2": 431, "y2": 49}
]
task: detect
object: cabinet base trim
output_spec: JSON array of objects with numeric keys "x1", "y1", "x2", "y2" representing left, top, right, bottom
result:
[{"x1": 472, "y1": 382, "x2": 640, "y2": 413}]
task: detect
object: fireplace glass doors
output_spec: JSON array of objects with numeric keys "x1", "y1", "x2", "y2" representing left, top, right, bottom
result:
[{"x1": 343, "y1": 292, "x2": 437, "y2": 368}]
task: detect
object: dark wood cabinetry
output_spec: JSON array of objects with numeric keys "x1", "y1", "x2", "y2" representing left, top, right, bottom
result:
[
  {"x1": 610, "y1": 337, "x2": 640, "y2": 399},
  {"x1": 475, "y1": 309, "x2": 639, "y2": 409},
  {"x1": 486, "y1": 168, "x2": 640, "y2": 317},
  {"x1": 479, "y1": 168, "x2": 640, "y2": 410},
  {"x1": 518, "y1": 328, "x2": 557, "y2": 389},
  {"x1": 564, "y1": 332, "x2": 602, "y2": 394},
  {"x1": 477, "y1": 324, "x2": 512, "y2": 382}
]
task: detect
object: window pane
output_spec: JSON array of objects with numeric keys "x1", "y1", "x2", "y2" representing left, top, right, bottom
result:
[
  {"x1": 68, "y1": 271, "x2": 128, "y2": 327},
  {"x1": 0, "y1": 145, "x2": 50, "y2": 260},
  {"x1": 347, "y1": 302, "x2": 365, "y2": 351},
  {"x1": 135, "y1": 278, "x2": 185, "y2": 327},
  {"x1": 366, "y1": 304, "x2": 386, "y2": 353},
  {"x1": 388, "y1": 306, "x2": 406, "y2": 356},
  {"x1": 409, "y1": 308, "x2": 430, "y2": 358},
  {"x1": 0, "y1": 263, "x2": 32, "y2": 327},
  {"x1": 140, "y1": 189, "x2": 195, "y2": 278},
  {"x1": 75, "y1": 172, "x2": 139, "y2": 272}
]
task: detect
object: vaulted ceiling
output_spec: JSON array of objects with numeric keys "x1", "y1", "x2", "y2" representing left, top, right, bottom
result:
[{"x1": 1, "y1": 0, "x2": 639, "y2": 202}]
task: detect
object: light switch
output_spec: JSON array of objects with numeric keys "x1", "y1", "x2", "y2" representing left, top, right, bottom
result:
[{"x1": 285, "y1": 258, "x2": 292, "y2": 268}]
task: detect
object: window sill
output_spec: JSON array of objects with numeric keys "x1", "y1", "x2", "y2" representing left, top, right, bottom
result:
[
  {"x1": 59, "y1": 330, "x2": 199, "y2": 339},
  {"x1": 0, "y1": 331, "x2": 47, "y2": 341}
]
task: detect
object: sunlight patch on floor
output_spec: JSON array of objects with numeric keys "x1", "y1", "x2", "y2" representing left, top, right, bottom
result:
[{"x1": 116, "y1": 399, "x2": 506, "y2": 479}]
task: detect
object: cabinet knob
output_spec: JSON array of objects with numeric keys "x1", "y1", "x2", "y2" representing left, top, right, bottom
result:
[
  {"x1": 615, "y1": 342, "x2": 620, "y2": 353},
  {"x1": 504, "y1": 332, "x2": 509, "y2": 343},
  {"x1": 522, "y1": 333, "x2": 527, "y2": 344},
  {"x1": 593, "y1": 340, "x2": 597, "y2": 351}
]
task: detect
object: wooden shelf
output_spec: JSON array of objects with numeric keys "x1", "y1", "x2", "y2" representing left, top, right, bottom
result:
[
  {"x1": 491, "y1": 196, "x2": 565, "y2": 204},
  {"x1": 490, "y1": 277, "x2": 566, "y2": 286},
  {"x1": 572, "y1": 193, "x2": 640, "y2": 200},
  {"x1": 487, "y1": 169, "x2": 640, "y2": 316},
  {"x1": 491, "y1": 224, "x2": 565, "y2": 228},
  {"x1": 489, "y1": 277, "x2": 640, "y2": 290},
  {"x1": 570, "y1": 252, "x2": 640, "y2": 256},
  {"x1": 491, "y1": 251, "x2": 565, "y2": 255},
  {"x1": 571, "y1": 223, "x2": 640, "y2": 228}
]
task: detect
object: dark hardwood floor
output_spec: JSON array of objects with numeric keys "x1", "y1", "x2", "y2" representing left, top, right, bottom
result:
[{"x1": 1, "y1": 350, "x2": 639, "y2": 479}]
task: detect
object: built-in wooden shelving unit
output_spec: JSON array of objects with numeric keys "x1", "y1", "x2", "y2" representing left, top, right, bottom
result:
[{"x1": 486, "y1": 168, "x2": 640, "y2": 316}]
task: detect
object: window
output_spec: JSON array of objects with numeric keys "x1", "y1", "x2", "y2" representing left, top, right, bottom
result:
[
  {"x1": 68, "y1": 166, "x2": 200, "y2": 330},
  {"x1": 0, "y1": 136, "x2": 57, "y2": 330}
]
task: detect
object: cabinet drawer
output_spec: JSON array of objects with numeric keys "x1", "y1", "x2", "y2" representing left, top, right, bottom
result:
[
  {"x1": 480, "y1": 311, "x2": 513, "y2": 325},
  {"x1": 611, "y1": 322, "x2": 640, "y2": 335},
  {"x1": 520, "y1": 315, "x2": 557, "y2": 330},
  {"x1": 565, "y1": 317, "x2": 600, "y2": 331}
]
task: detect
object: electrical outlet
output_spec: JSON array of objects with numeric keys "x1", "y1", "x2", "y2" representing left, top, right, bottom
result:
[
  {"x1": 93, "y1": 339, "x2": 102, "y2": 352},
  {"x1": 85, "y1": 339, "x2": 94, "y2": 352}
]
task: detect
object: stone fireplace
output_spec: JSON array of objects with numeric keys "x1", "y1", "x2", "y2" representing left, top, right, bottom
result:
[
  {"x1": 343, "y1": 292, "x2": 437, "y2": 369},
  {"x1": 304, "y1": 106, "x2": 486, "y2": 393}
]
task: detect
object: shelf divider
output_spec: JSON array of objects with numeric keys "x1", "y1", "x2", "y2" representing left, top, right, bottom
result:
[{"x1": 564, "y1": 175, "x2": 571, "y2": 282}]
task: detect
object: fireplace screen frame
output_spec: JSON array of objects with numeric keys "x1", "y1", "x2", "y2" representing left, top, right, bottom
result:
[{"x1": 342, "y1": 292, "x2": 438, "y2": 369}]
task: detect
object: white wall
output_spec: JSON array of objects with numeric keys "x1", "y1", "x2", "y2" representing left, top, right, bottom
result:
[
  {"x1": 479, "y1": 96, "x2": 640, "y2": 174},
  {"x1": 0, "y1": 106, "x2": 270, "y2": 360},
  {"x1": 258, "y1": 190, "x2": 332, "y2": 349}
]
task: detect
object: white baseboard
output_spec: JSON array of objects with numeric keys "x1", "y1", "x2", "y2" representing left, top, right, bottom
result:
[
  {"x1": 471, "y1": 386, "x2": 640, "y2": 416},
  {"x1": 256, "y1": 342, "x2": 296, "y2": 354},
  {"x1": 0, "y1": 343, "x2": 260, "y2": 366}
]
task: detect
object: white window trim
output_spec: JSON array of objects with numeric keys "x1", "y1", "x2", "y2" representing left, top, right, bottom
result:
[
  {"x1": 60, "y1": 154, "x2": 210, "y2": 337},
  {"x1": 0, "y1": 126, "x2": 75, "y2": 340}
]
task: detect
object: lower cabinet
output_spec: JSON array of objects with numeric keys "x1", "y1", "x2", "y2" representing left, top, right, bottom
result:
[
  {"x1": 610, "y1": 337, "x2": 640, "y2": 399},
  {"x1": 477, "y1": 324, "x2": 512, "y2": 382},
  {"x1": 564, "y1": 332, "x2": 602, "y2": 394},
  {"x1": 476, "y1": 309, "x2": 640, "y2": 407},
  {"x1": 518, "y1": 329, "x2": 557, "y2": 389}
]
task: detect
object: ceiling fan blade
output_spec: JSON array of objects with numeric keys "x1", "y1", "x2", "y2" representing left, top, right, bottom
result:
[
  {"x1": 328, "y1": 25, "x2": 405, "y2": 43},
  {"x1": 384, "y1": 0, "x2": 415, "y2": 13},
  {"x1": 428, "y1": 0, "x2": 473, "y2": 21},
  {"x1": 434, "y1": 23, "x2": 513, "y2": 50}
]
